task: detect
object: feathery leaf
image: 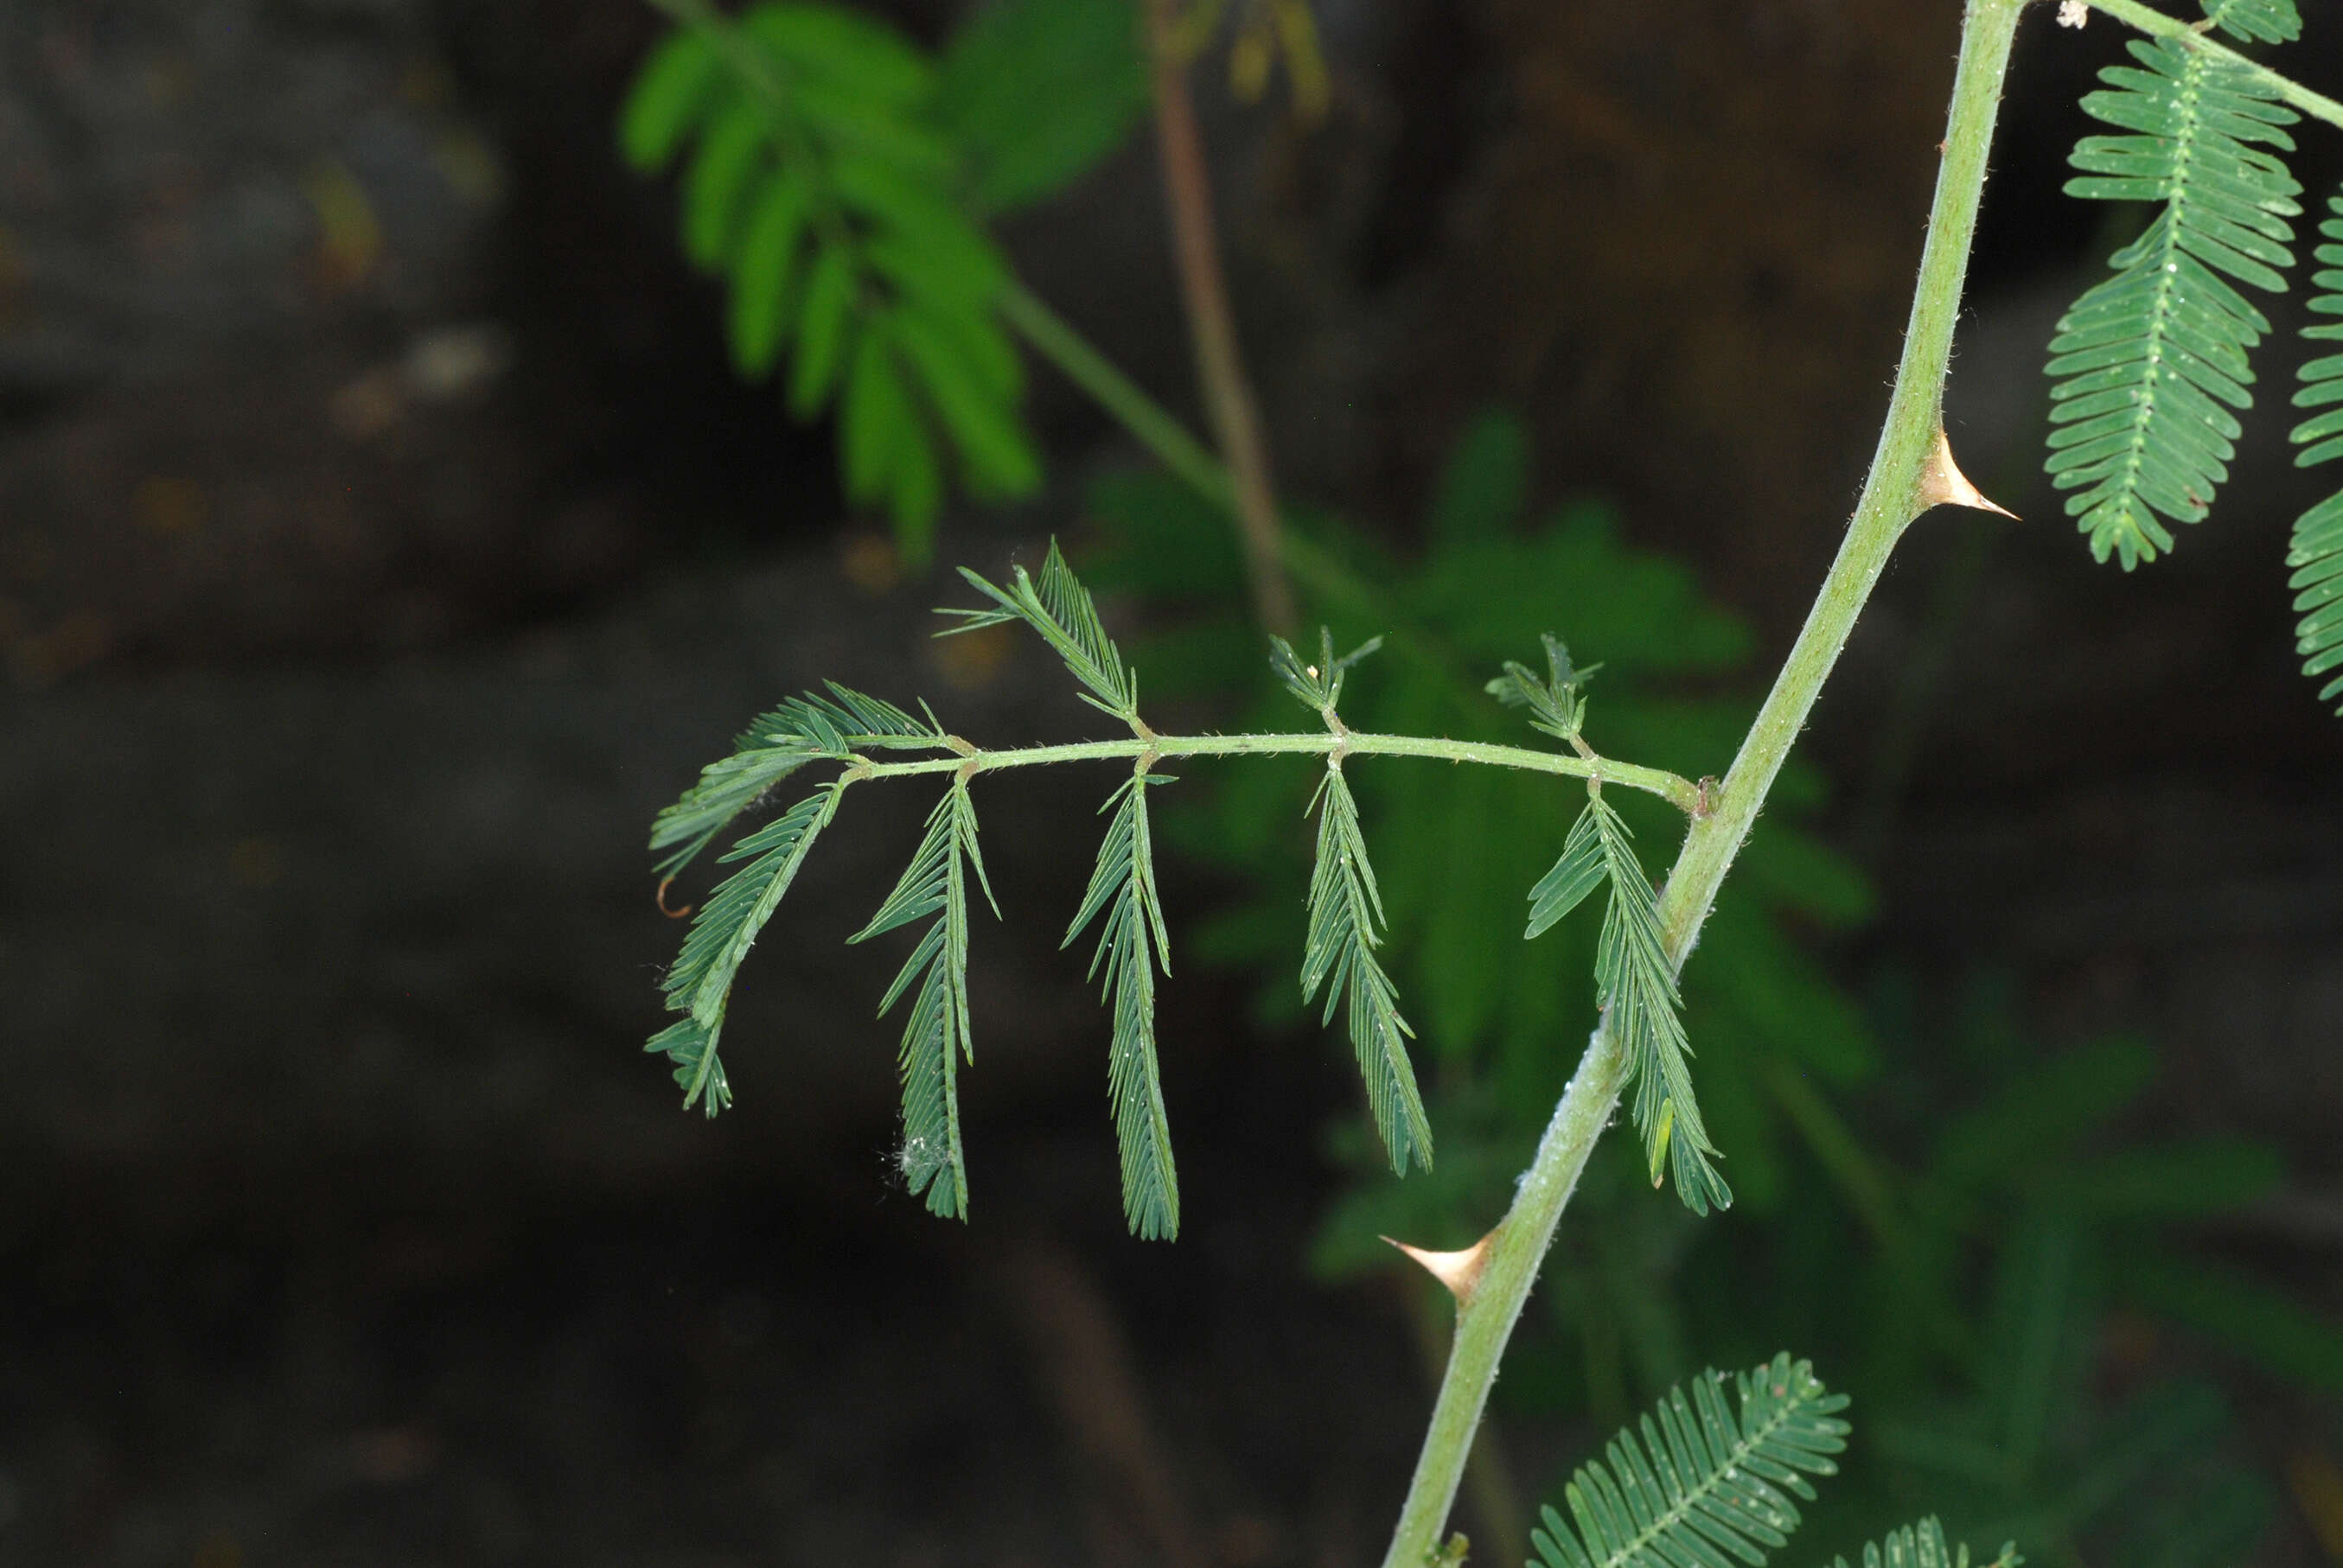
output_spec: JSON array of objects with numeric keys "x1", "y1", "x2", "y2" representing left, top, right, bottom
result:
[
  {"x1": 2289, "y1": 194, "x2": 2343, "y2": 718},
  {"x1": 1067, "y1": 774, "x2": 1181, "y2": 1239},
  {"x1": 849, "y1": 780, "x2": 996, "y2": 1220},
  {"x1": 1526, "y1": 1353, "x2": 1850, "y2": 1568},
  {"x1": 944, "y1": 539, "x2": 1141, "y2": 721},
  {"x1": 2046, "y1": 38, "x2": 2302, "y2": 569},
  {"x1": 1302, "y1": 762, "x2": 1433, "y2": 1176},
  {"x1": 1589, "y1": 797, "x2": 1731, "y2": 1214},
  {"x1": 1822, "y1": 1518, "x2": 2022, "y2": 1568},
  {"x1": 621, "y1": 2, "x2": 1039, "y2": 558}
]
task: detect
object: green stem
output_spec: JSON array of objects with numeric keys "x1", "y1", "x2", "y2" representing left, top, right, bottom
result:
[
  {"x1": 2086, "y1": 0, "x2": 2343, "y2": 129},
  {"x1": 848, "y1": 729, "x2": 1701, "y2": 813},
  {"x1": 1376, "y1": 1, "x2": 2028, "y2": 1562}
]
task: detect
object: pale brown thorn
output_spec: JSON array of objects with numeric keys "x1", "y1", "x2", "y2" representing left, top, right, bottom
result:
[
  {"x1": 1918, "y1": 427, "x2": 2018, "y2": 519},
  {"x1": 1383, "y1": 1231, "x2": 1497, "y2": 1306},
  {"x1": 655, "y1": 874, "x2": 694, "y2": 921}
]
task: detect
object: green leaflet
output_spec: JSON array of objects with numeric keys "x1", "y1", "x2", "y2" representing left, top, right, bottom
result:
[
  {"x1": 2289, "y1": 194, "x2": 2343, "y2": 718},
  {"x1": 617, "y1": 29, "x2": 720, "y2": 172},
  {"x1": 1303, "y1": 761, "x2": 1434, "y2": 1176},
  {"x1": 1067, "y1": 774, "x2": 1181, "y2": 1239},
  {"x1": 618, "y1": 1, "x2": 1042, "y2": 559},
  {"x1": 850, "y1": 781, "x2": 999, "y2": 1221},
  {"x1": 2045, "y1": 37, "x2": 2302, "y2": 569},
  {"x1": 727, "y1": 169, "x2": 812, "y2": 378},
  {"x1": 1589, "y1": 796, "x2": 1729, "y2": 1214},
  {"x1": 1526, "y1": 1353, "x2": 1849, "y2": 1568}
]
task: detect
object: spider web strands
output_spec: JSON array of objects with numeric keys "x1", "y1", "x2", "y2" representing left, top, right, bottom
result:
[
  {"x1": 1302, "y1": 762, "x2": 1433, "y2": 1176},
  {"x1": 1527, "y1": 1354, "x2": 1850, "y2": 1568},
  {"x1": 941, "y1": 539, "x2": 1140, "y2": 722},
  {"x1": 648, "y1": 682, "x2": 950, "y2": 875},
  {"x1": 2289, "y1": 194, "x2": 2343, "y2": 717},
  {"x1": 1588, "y1": 797, "x2": 1731, "y2": 1214},
  {"x1": 1066, "y1": 773, "x2": 1180, "y2": 1239},
  {"x1": 850, "y1": 779, "x2": 999, "y2": 1220},
  {"x1": 2045, "y1": 36, "x2": 2302, "y2": 570}
]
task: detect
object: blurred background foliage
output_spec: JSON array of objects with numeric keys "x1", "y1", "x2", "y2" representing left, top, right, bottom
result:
[{"x1": 4, "y1": 0, "x2": 2343, "y2": 1563}]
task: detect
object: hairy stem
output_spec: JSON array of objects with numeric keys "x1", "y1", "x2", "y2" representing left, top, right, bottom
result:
[
  {"x1": 849, "y1": 729, "x2": 1702, "y2": 813},
  {"x1": 1376, "y1": 1, "x2": 2028, "y2": 1562},
  {"x1": 2086, "y1": 0, "x2": 2343, "y2": 130},
  {"x1": 1142, "y1": 0, "x2": 1299, "y2": 634}
]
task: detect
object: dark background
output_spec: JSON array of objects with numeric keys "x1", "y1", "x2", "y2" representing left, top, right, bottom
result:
[{"x1": 2, "y1": 1, "x2": 2340, "y2": 1564}]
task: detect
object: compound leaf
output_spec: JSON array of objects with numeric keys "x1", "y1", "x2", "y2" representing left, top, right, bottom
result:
[
  {"x1": 2289, "y1": 194, "x2": 2343, "y2": 718},
  {"x1": 1527, "y1": 1353, "x2": 1849, "y2": 1568},
  {"x1": 2046, "y1": 37, "x2": 2302, "y2": 569},
  {"x1": 1303, "y1": 763, "x2": 1433, "y2": 1176},
  {"x1": 1067, "y1": 775, "x2": 1180, "y2": 1239},
  {"x1": 1590, "y1": 796, "x2": 1729, "y2": 1214},
  {"x1": 849, "y1": 781, "x2": 996, "y2": 1220}
]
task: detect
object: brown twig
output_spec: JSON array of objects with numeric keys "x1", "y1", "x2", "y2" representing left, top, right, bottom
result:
[{"x1": 1141, "y1": 0, "x2": 1299, "y2": 635}]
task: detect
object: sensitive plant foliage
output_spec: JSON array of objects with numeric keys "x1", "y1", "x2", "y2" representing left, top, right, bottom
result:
[
  {"x1": 2046, "y1": 36, "x2": 2301, "y2": 567},
  {"x1": 644, "y1": 531, "x2": 1767, "y2": 1228},
  {"x1": 1080, "y1": 429, "x2": 1866, "y2": 1223},
  {"x1": 617, "y1": 0, "x2": 1146, "y2": 558},
  {"x1": 1525, "y1": 1354, "x2": 1851, "y2": 1568},
  {"x1": 1523, "y1": 1354, "x2": 2019, "y2": 1568},
  {"x1": 2042, "y1": 0, "x2": 2343, "y2": 722},
  {"x1": 1275, "y1": 631, "x2": 1436, "y2": 1176},
  {"x1": 2289, "y1": 200, "x2": 2343, "y2": 714}
]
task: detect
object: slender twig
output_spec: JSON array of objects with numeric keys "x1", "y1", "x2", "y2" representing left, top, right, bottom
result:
[
  {"x1": 843, "y1": 729, "x2": 1702, "y2": 813},
  {"x1": 1141, "y1": 0, "x2": 1299, "y2": 634},
  {"x1": 1376, "y1": 1, "x2": 2030, "y2": 1561},
  {"x1": 2086, "y1": 0, "x2": 2343, "y2": 129}
]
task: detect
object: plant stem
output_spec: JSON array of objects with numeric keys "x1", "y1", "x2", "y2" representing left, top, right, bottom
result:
[
  {"x1": 1141, "y1": 0, "x2": 1300, "y2": 634},
  {"x1": 1376, "y1": 1, "x2": 2029, "y2": 1562},
  {"x1": 848, "y1": 730, "x2": 1702, "y2": 813},
  {"x1": 2085, "y1": 0, "x2": 2343, "y2": 129}
]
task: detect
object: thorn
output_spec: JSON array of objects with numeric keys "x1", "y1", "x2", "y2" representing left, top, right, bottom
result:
[
  {"x1": 1382, "y1": 1229, "x2": 1497, "y2": 1305},
  {"x1": 655, "y1": 875, "x2": 694, "y2": 921},
  {"x1": 1918, "y1": 427, "x2": 2018, "y2": 519}
]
